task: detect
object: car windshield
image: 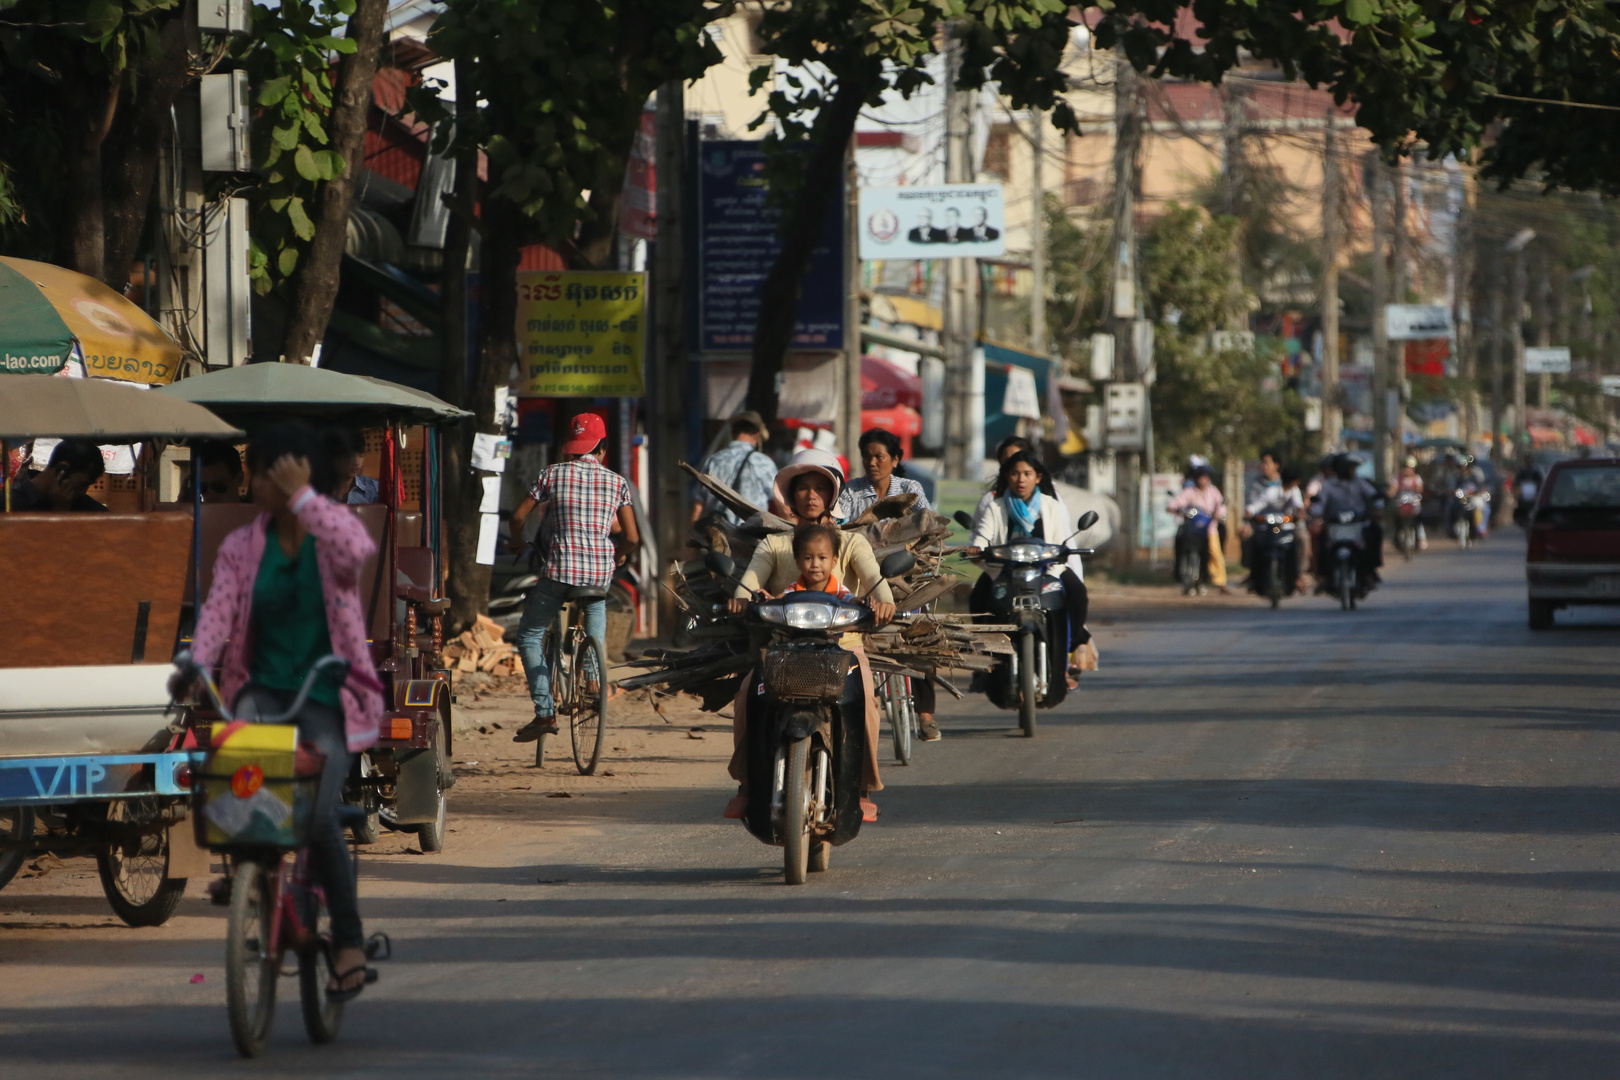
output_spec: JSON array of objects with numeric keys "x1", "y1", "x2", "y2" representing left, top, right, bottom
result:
[{"x1": 1545, "y1": 465, "x2": 1620, "y2": 510}]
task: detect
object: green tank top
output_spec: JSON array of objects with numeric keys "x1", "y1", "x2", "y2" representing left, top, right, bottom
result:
[{"x1": 251, "y1": 529, "x2": 340, "y2": 709}]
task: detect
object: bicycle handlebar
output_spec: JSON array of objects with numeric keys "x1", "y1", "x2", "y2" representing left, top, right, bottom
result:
[{"x1": 171, "y1": 651, "x2": 351, "y2": 725}]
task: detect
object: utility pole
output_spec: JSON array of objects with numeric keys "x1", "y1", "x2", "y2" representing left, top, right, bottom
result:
[
  {"x1": 1319, "y1": 109, "x2": 1342, "y2": 451},
  {"x1": 1489, "y1": 259, "x2": 1506, "y2": 469},
  {"x1": 1455, "y1": 204, "x2": 1478, "y2": 450},
  {"x1": 842, "y1": 134, "x2": 863, "y2": 465},
  {"x1": 1029, "y1": 110, "x2": 1046, "y2": 359},
  {"x1": 1111, "y1": 56, "x2": 1142, "y2": 567},
  {"x1": 1535, "y1": 250, "x2": 1553, "y2": 409},
  {"x1": 941, "y1": 33, "x2": 977, "y2": 480},
  {"x1": 651, "y1": 79, "x2": 688, "y2": 637},
  {"x1": 1386, "y1": 159, "x2": 1407, "y2": 481},
  {"x1": 1511, "y1": 246, "x2": 1529, "y2": 463},
  {"x1": 1370, "y1": 162, "x2": 1388, "y2": 487}
]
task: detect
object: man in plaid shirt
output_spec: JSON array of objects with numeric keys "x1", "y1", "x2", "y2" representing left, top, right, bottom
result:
[{"x1": 508, "y1": 412, "x2": 638, "y2": 741}]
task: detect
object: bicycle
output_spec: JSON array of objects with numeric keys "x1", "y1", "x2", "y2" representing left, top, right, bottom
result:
[
  {"x1": 173, "y1": 653, "x2": 389, "y2": 1059},
  {"x1": 530, "y1": 586, "x2": 610, "y2": 775},
  {"x1": 878, "y1": 671, "x2": 918, "y2": 766}
]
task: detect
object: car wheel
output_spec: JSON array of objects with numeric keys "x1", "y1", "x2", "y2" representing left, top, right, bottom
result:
[{"x1": 1528, "y1": 599, "x2": 1554, "y2": 630}]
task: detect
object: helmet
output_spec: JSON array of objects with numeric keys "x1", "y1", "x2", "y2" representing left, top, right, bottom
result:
[
  {"x1": 1332, "y1": 454, "x2": 1358, "y2": 481},
  {"x1": 1404, "y1": 456, "x2": 1417, "y2": 469},
  {"x1": 772, "y1": 447, "x2": 846, "y2": 516}
]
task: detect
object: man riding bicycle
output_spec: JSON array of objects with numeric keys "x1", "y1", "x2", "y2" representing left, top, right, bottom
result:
[{"x1": 508, "y1": 412, "x2": 639, "y2": 743}]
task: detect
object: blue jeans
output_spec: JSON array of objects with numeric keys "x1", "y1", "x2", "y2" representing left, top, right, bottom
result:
[{"x1": 515, "y1": 576, "x2": 606, "y2": 716}]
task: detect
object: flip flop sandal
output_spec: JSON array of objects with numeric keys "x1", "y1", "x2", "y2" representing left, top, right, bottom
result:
[{"x1": 326, "y1": 963, "x2": 379, "y2": 1004}]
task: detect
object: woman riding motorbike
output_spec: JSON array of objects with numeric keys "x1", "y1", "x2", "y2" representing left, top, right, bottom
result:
[
  {"x1": 723, "y1": 449, "x2": 894, "y2": 816},
  {"x1": 966, "y1": 451, "x2": 1091, "y2": 688},
  {"x1": 835, "y1": 429, "x2": 940, "y2": 741},
  {"x1": 169, "y1": 423, "x2": 385, "y2": 1003}
]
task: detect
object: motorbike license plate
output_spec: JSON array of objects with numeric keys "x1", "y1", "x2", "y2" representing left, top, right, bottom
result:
[
  {"x1": 1327, "y1": 523, "x2": 1363, "y2": 544},
  {"x1": 1590, "y1": 576, "x2": 1620, "y2": 596}
]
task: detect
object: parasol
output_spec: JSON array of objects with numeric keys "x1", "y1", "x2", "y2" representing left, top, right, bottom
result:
[{"x1": 0, "y1": 257, "x2": 183, "y2": 384}]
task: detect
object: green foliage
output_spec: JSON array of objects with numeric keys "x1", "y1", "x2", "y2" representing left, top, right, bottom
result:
[
  {"x1": 1140, "y1": 204, "x2": 1300, "y2": 468},
  {"x1": 233, "y1": 0, "x2": 355, "y2": 293},
  {"x1": 413, "y1": 0, "x2": 722, "y2": 262},
  {"x1": 1092, "y1": 0, "x2": 1620, "y2": 194},
  {"x1": 1042, "y1": 193, "x2": 1110, "y2": 361}
]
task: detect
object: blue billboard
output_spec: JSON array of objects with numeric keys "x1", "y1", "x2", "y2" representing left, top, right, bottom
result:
[{"x1": 696, "y1": 141, "x2": 844, "y2": 353}]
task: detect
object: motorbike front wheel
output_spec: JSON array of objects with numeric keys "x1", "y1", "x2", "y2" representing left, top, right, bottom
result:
[
  {"x1": 782, "y1": 737, "x2": 813, "y2": 885},
  {"x1": 1018, "y1": 632, "x2": 1038, "y2": 738},
  {"x1": 1337, "y1": 565, "x2": 1353, "y2": 612}
]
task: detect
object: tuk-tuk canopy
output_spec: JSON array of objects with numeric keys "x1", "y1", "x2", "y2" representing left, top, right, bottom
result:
[
  {"x1": 154, "y1": 362, "x2": 470, "y2": 426},
  {"x1": 0, "y1": 374, "x2": 244, "y2": 440}
]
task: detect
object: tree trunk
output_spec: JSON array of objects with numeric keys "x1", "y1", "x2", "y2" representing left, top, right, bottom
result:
[
  {"x1": 61, "y1": 79, "x2": 120, "y2": 283},
  {"x1": 280, "y1": 0, "x2": 389, "y2": 363},
  {"x1": 444, "y1": 192, "x2": 522, "y2": 634},
  {"x1": 101, "y1": 9, "x2": 199, "y2": 284},
  {"x1": 744, "y1": 72, "x2": 869, "y2": 422},
  {"x1": 439, "y1": 76, "x2": 480, "y2": 636},
  {"x1": 570, "y1": 183, "x2": 623, "y2": 270}
]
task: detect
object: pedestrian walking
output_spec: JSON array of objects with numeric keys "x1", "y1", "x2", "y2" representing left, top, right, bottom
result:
[
  {"x1": 691, "y1": 410, "x2": 777, "y2": 526},
  {"x1": 508, "y1": 413, "x2": 639, "y2": 742}
]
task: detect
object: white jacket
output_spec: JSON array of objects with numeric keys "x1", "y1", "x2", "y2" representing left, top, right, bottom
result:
[{"x1": 970, "y1": 490, "x2": 1085, "y2": 580}]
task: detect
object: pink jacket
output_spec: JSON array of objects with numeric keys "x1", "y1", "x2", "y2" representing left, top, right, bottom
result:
[{"x1": 191, "y1": 486, "x2": 385, "y2": 752}]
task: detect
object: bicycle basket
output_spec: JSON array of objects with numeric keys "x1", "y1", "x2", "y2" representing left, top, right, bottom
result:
[
  {"x1": 191, "y1": 722, "x2": 320, "y2": 850},
  {"x1": 762, "y1": 646, "x2": 850, "y2": 702}
]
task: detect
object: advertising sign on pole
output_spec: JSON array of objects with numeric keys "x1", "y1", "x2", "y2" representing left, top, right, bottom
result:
[
  {"x1": 1523, "y1": 346, "x2": 1572, "y2": 374},
  {"x1": 1600, "y1": 375, "x2": 1620, "y2": 397},
  {"x1": 1106, "y1": 382, "x2": 1146, "y2": 450},
  {"x1": 857, "y1": 183, "x2": 1006, "y2": 259},
  {"x1": 1384, "y1": 304, "x2": 1453, "y2": 340},
  {"x1": 513, "y1": 271, "x2": 646, "y2": 397},
  {"x1": 697, "y1": 141, "x2": 843, "y2": 352}
]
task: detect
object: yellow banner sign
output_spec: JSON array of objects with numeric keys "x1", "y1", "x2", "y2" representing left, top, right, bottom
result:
[{"x1": 514, "y1": 271, "x2": 646, "y2": 398}]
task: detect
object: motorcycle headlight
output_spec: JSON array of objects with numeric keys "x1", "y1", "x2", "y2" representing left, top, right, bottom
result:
[
  {"x1": 774, "y1": 601, "x2": 853, "y2": 630},
  {"x1": 990, "y1": 542, "x2": 1050, "y2": 563}
]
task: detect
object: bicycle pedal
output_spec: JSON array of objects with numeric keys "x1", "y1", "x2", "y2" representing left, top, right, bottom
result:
[{"x1": 365, "y1": 931, "x2": 392, "y2": 962}]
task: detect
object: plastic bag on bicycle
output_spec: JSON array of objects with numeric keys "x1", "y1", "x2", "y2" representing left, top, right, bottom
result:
[{"x1": 192, "y1": 722, "x2": 323, "y2": 850}]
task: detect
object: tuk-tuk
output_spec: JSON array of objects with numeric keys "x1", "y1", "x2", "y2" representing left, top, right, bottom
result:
[
  {"x1": 155, "y1": 363, "x2": 470, "y2": 851},
  {"x1": 0, "y1": 375, "x2": 245, "y2": 925}
]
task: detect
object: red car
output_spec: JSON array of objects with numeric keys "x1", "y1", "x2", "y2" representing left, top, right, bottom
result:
[{"x1": 1526, "y1": 457, "x2": 1620, "y2": 629}]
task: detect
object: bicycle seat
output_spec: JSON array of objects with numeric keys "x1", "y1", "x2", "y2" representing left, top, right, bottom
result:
[{"x1": 563, "y1": 585, "x2": 608, "y2": 601}]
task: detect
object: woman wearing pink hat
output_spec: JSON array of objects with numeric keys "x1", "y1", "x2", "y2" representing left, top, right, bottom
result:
[{"x1": 722, "y1": 448, "x2": 895, "y2": 817}]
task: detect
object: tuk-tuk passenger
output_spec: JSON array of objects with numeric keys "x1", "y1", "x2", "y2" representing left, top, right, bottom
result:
[
  {"x1": 326, "y1": 428, "x2": 379, "y2": 505},
  {"x1": 181, "y1": 441, "x2": 246, "y2": 503},
  {"x1": 12, "y1": 438, "x2": 107, "y2": 512}
]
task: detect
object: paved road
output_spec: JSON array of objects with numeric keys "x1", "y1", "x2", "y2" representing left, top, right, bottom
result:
[{"x1": 5, "y1": 536, "x2": 1618, "y2": 1078}]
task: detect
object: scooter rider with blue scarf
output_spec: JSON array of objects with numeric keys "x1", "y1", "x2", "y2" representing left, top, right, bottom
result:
[{"x1": 967, "y1": 451, "x2": 1091, "y2": 689}]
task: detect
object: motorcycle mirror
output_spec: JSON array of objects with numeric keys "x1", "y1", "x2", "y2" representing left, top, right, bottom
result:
[
  {"x1": 704, "y1": 551, "x2": 737, "y2": 580},
  {"x1": 1075, "y1": 510, "x2": 1099, "y2": 532},
  {"x1": 877, "y1": 550, "x2": 916, "y2": 580},
  {"x1": 953, "y1": 510, "x2": 974, "y2": 532}
]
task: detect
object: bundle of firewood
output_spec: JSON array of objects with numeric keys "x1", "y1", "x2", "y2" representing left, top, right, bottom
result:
[
  {"x1": 618, "y1": 463, "x2": 1013, "y2": 711},
  {"x1": 441, "y1": 614, "x2": 525, "y2": 680}
]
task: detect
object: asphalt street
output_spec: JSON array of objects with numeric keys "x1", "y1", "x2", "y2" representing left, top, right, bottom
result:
[{"x1": 4, "y1": 534, "x2": 1618, "y2": 1078}]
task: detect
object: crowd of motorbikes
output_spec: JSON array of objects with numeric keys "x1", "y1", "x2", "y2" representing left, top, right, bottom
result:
[{"x1": 1172, "y1": 450, "x2": 1495, "y2": 613}]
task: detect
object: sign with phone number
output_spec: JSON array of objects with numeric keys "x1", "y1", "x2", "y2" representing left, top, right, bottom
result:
[{"x1": 514, "y1": 271, "x2": 646, "y2": 398}]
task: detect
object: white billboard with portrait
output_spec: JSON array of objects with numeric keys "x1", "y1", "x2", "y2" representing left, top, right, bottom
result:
[{"x1": 859, "y1": 184, "x2": 1006, "y2": 260}]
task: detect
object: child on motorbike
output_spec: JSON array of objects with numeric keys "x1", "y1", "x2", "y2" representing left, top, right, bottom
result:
[{"x1": 724, "y1": 521, "x2": 884, "y2": 822}]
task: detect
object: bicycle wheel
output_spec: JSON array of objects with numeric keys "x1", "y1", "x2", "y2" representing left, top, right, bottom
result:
[
  {"x1": 535, "y1": 615, "x2": 568, "y2": 769},
  {"x1": 97, "y1": 797, "x2": 186, "y2": 927},
  {"x1": 298, "y1": 881, "x2": 344, "y2": 1044},
  {"x1": 887, "y1": 675, "x2": 912, "y2": 765},
  {"x1": 570, "y1": 634, "x2": 609, "y2": 775},
  {"x1": 226, "y1": 860, "x2": 279, "y2": 1059}
]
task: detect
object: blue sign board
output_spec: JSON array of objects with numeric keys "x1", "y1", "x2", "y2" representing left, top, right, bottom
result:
[
  {"x1": 696, "y1": 141, "x2": 844, "y2": 353},
  {"x1": 0, "y1": 752, "x2": 191, "y2": 805}
]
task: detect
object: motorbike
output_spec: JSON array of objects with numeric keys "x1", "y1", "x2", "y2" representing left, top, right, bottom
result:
[
  {"x1": 1247, "y1": 511, "x2": 1299, "y2": 609},
  {"x1": 1513, "y1": 475, "x2": 1540, "y2": 528},
  {"x1": 705, "y1": 549, "x2": 915, "y2": 885},
  {"x1": 1174, "y1": 507, "x2": 1212, "y2": 595},
  {"x1": 1450, "y1": 485, "x2": 1490, "y2": 548},
  {"x1": 954, "y1": 510, "x2": 1099, "y2": 738},
  {"x1": 1393, "y1": 492, "x2": 1423, "y2": 560},
  {"x1": 1324, "y1": 511, "x2": 1369, "y2": 611}
]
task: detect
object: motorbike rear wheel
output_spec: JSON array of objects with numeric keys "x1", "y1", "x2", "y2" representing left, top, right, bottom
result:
[
  {"x1": 782, "y1": 738, "x2": 812, "y2": 885},
  {"x1": 226, "y1": 861, "x2": 279, "y2": 1059},
  {"x1": 1454, "y1": 517, "x2": 1470, "y2": 549},
  {"x1": 1018, "y1": 632, "x2": 1038, "y2": 738},
  {"x1": 808, "y1": 841, "x2": 831, "y2": 873},
  {"x1": 0, "y1": 806, "x2": 32, "y2": 892}
]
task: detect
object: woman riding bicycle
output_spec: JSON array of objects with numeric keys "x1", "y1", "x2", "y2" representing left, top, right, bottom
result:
[{"x1": 172, "y1": 423, "x2": 384, "y2": 1002}]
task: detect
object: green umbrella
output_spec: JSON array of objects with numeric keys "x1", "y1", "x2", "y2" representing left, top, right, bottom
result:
[
  {"x1": 154, "y1": 362, "x2": 470, "y2": 426},
  {"x1": 0, "y1": 259, "x2": 73, "y2": 374}
]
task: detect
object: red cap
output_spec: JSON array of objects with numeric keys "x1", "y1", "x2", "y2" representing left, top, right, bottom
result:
[{"x1": 561, "y1": 411, "x2": 608, "y2": 456}]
